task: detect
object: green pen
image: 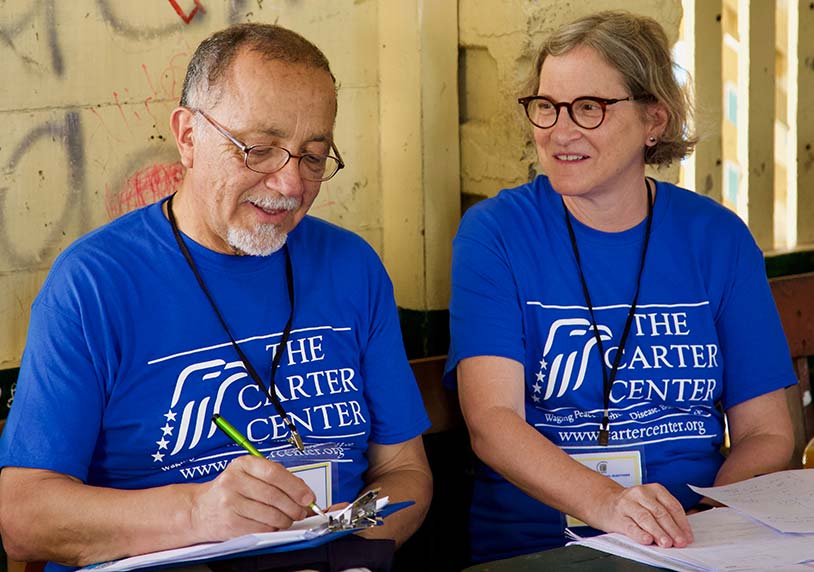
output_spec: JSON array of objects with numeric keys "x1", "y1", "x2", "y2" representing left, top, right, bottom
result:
[{"x1": 212, "y1": 413, "x2": 326, "y2": 517}]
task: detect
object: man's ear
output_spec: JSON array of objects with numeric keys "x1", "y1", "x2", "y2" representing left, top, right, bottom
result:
[{"x1": 170, "y1": 107, "x2": 196, "y2": 169}]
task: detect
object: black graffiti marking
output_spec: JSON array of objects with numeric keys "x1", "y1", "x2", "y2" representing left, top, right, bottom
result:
[
  {"x1": 0, "y1": 0, "x2": 63, "y2": 76},
  {"x1": 96, "y1": 0, "x2": 199, "y2": 40},
  {"x1": 0, "y1": 112, "x2": 87, "y2": 270},
  {"x1": 229, "y1": 0, "x2": 251, "y2": 23}
]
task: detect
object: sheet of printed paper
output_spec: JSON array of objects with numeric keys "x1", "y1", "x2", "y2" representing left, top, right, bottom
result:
[
  {"x1": 689, "y1": 470, "x2": 814, "y2": 533},
  {"x1": 568, "y1": 507, "x2": 814, "y2": 572}
]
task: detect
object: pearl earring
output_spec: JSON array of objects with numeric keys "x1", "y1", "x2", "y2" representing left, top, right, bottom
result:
[{"x1": 648, "y1": 136, "x2": 657, "y2": 144}]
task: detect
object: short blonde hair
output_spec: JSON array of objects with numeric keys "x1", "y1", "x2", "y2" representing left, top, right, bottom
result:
[{"x1": 527, "y1": 10, "x2": 696, "y2": 166}]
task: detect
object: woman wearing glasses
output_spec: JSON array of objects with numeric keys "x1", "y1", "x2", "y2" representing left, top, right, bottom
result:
[{"x1": 445, "y1": 10, "x2": 795, "y2": 563}]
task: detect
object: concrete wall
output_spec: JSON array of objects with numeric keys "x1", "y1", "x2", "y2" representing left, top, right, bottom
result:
[
  {"x1": 0, "y1": 1, "x2": 681, "y2": 367},
  {"x1": 458, "y1": 0, "x2": 683, "y2": 205},
  {"x1": 0, "y1": 1, "x2": 399, "y2": 368}
]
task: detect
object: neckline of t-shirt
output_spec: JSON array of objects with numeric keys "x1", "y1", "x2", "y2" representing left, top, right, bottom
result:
[
  {"x1": 145, "y1": 196, "x2": 288, "y2": 275},
  {"x1": 546, "y1": 177, "x2": 670, "y2": 246}
]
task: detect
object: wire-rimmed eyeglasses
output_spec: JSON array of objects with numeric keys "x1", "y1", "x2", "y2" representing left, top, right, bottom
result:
[
  {"x1": 517, "y1": 95, "x2": 648, "y2": 130},
  {"x1": 194, "y1": 109, "x2": 345, "y2": 182}
]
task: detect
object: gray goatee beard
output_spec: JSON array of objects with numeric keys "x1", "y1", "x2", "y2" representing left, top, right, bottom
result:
[{"x1": 226, "y1": 195, "x2": 301, "y2": 257}]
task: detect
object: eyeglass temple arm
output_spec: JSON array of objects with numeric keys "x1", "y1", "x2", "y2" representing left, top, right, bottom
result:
[{"x1": 330, "y1": 142, "x2": 345, "y2": 168}]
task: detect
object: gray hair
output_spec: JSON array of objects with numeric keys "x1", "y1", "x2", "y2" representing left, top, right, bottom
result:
[
  {"x1": 527, "y1": 10, "x2": 696, "y2": 166},
  {"x1": 180, "y1": 23, "x2": 336, "y2": 109}
]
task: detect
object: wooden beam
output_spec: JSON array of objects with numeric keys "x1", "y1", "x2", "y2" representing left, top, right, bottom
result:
[
  {"x1": 738, "y1": 0, "x2": 776, "y2": 249},
  {"x1": 689, "y1": 0, "x2": 724, "y2": 201},
  {"x1": 789, "y1": 0, "x2": 814, "y2": 245}
]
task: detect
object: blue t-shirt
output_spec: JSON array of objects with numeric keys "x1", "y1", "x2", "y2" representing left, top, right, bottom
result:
[
  {"x1": 0, "y1": 198, "x2": 429, "y2": 570},
  {"x1": 445, "y1": 176, "x2": 795, "y2": 562}
]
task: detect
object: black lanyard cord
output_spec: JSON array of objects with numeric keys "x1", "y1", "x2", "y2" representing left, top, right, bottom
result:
[
  {"x1": 562, "y1": 180, "x2": 654, "y2": 446},
  {"x1": 165, "y1": 193, "x2": 304, "y2": 451}
]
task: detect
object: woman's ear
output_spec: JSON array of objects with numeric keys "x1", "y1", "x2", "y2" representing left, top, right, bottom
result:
[
  {"x1": 170, "y1": 107, "x2": 196, "y2": 169},
  {"x1": 646, "y1": 101, "x2": 669, "y2": 143}
]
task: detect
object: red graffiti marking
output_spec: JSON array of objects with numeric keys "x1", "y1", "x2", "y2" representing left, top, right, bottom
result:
[
  {"x1": 112, "y1": 91, "x2": 131, "y2": 131},
  {"x1": 168, "y1": 0, "x2": 205, "y2": 24},
  {"x1": 143, "y1": 97, "x2": 158, "y2": 123},
  {"x1": 106, "y1": 162, "x2": 185, "y2": 220},
  {"x1": 89, "y1": 107, "x2": 121, "y2": 143},
  {"x1": 141, "y1": 51, "x2": 189, "y2": 102},
  {"x1": 141, "y1": 63, "x2": 157, "y2": 96}
]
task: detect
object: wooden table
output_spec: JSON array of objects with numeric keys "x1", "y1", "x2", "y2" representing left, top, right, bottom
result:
[{"x1": 463, "y1": 545, "x2": 668, "y2": 571}]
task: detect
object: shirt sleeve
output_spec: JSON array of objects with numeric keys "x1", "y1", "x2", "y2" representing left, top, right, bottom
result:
[
  {"x1": 0, "y1": 295, "x2": 106, "y2": 481},
  {"x1": 359, "y1": 250, "x2": 431, "y2": 444},
  {"x1": 715, "y1": 228, "x2": 797, "y2": 410},
  {"x1": 445, "y1": 203, "x2": 526, "y2": 386}
]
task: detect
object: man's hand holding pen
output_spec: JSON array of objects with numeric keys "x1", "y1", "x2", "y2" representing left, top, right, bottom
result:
[
  {"x1": 190, "y1": 453, "x2": 319, "y2": 541},
  {"x1": 184, "y1": 413, "x2": 327, "y2": 542}
]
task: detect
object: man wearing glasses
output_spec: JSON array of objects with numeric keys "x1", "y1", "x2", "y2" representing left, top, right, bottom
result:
[{"x1": 0, "y1": 24, "x2": 431, "y2": 572}]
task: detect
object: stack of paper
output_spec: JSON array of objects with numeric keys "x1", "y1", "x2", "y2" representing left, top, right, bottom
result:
[{"x1": 567, "y1": 470, "x2": 814, "y2": 572}]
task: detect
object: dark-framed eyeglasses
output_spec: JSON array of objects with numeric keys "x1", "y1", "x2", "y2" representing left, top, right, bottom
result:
[
  {"x1": 517, "y1": 95, "x2": 648, "y2": 130},
  {"x1": 193, "y1": 109, "x2": 345, "y2": 182}
]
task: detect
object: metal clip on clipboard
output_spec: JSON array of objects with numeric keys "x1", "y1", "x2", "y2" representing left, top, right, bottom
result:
[{"x1": 306, "y1": 488, "x2": 384, "y2": 538}]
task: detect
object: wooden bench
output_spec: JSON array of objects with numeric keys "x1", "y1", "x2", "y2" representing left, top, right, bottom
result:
[{"x1": 769, "y1": 272, "x2": 814, "y2": 467}]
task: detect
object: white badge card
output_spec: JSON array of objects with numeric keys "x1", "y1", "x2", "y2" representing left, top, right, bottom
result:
[
  {"x1": 289, "y1": 461, "x2": 332, "y2": 509},
  {"x1": 269, "y1": 441, "x2": 347, "y2": 509},
  {"x1": 565, "y1": 450, "x2": 643, "y2": 527}
]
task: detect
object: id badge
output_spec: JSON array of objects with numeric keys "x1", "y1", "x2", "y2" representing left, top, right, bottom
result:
[
  {"x1": 565, "y1": 450, "x2": 643, "y2": 527},
  {"x1": 267, "y1": 441, "x2": 344, "y2": 508},
  {"x1": 289, "y1": 461, "x2": 332, "y2": 508}
]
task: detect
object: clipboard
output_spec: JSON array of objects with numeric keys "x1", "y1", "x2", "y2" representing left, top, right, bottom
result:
[{"x1": 79, "y1": 494, "x2": 412, "y2": 572}]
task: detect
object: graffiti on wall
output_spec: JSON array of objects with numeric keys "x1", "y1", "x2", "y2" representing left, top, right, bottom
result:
[{"x1": 0, "y1": 0, "x2": 263, "y2": 364}]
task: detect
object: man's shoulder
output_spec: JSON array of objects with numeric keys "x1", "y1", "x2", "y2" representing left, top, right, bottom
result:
[
  {"x1": 294, "y1": 215, "x2": 378, "y2": 255},
  {"x1": 42, "y1": 202, "x2": 164, "y2": 293},
  {"x1": 63, "y1": 202, "x2": 160, "y2": 255}
]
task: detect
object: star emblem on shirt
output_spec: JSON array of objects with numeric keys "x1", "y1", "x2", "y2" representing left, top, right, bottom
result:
[
  {"x1": 154, "y1": 410, "x2": 178, "y2": 464},
  {"x1": 530, "y1": 354, "x2": 549, "y2": 408}
]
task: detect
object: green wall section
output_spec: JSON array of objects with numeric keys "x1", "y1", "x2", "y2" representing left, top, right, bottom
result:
[
  {"x1": 766, "y1": 250, "x2": 814, "y2": 278},
  {"x1": 0, "y1": 369, "x2": 15, "y2": 421},
  {"x1": 398, "y1": 308, "x2": 451, "y2": 360}
]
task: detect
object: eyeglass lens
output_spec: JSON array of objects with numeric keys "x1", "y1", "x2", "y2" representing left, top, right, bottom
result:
[
  {"x1": 247, "y1": 146, "x2": 341, "y2": 182},
  {"x1": 527, "y1": 97, "x2": 606, "y2": 129}
]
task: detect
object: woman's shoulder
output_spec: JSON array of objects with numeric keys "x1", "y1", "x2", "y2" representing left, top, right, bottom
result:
[
  {"x1": 461, "y1": 176, "x2": 554, "y2": 228},
  {"x1": 659, "y1": 181, "x2": 753, "y2": 240},
  {"x1": 661, "y1": 182, "x2": 744, "y2": 224}
]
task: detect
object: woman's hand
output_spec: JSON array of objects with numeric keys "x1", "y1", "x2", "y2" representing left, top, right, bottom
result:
[{"x1": 593, "y1": 482, "x2": 693, "y2": 548}]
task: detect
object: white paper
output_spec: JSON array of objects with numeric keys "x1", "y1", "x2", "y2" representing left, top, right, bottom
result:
[
  {"x1": 79, "y1": 498, "x2": 390, "y2": 572},
  {"x1": 568, "y1": 508, "x2": 814, "y2": 572},
  {"x1": 690, "y1": 470, "x2": 814, "y2": 534}
]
